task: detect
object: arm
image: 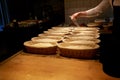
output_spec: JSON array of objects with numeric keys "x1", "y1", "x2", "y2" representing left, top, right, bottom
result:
[
  {"x1": 71, "y1": 0, "x2": 111, "y2": 20},
  {"x1": 86, "y1": 0, "x2": 111, "y2": 17}
]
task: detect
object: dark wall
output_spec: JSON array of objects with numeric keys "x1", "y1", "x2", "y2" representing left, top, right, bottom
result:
[
  {"x1": 0, "y1": 0, "x2": 65, "y2": 62},
  {"x1": 33, "y1": 0, "x2": 65, "y2": 23},
  {"x1": 7, "y1": 0, "x2": 30, "y2": 21},
  {"x1": 7, "y1": 0, "x2": 65, "y2": 25}
]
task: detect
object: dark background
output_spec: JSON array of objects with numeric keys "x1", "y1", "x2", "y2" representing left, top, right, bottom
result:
[
  {"x1": 7, "y1": 0, "x2": 65, "y2": 24},
  {"x1": 0, "y1": 0, "x2": 65, "y2": 62}
]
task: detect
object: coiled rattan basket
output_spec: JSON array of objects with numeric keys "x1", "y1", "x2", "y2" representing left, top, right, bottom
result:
[
  {"x1": 57, "y1": 43, "x2": 100, "y2": 59},
  {"x1": 23, "y1": 41, "x2": 57, "y2": 55}
]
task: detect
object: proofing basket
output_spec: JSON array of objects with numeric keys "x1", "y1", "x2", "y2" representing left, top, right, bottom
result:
[
  {"x1": 57, "y1": 43, "x2": 100, "y2": 59},
  {"x1": 24, "y1": 41, "x2": 57, "y2": 55}
]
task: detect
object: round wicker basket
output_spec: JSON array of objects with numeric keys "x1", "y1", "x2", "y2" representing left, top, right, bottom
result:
[
  {"x1": 72, "y1": 32, "x2": 100, "y2": 36},
  {"x1": 74, "y1": 27, "x2": 99, "y2": 31},
  {"x1": 67, "y1": 36, "x2": 96, "y2": 40},
  {"x1": 70, "y1": 34, "x2": 100, "y2": 38},
  {"x1": 66, "y1": 36, "x2": 101, "y2": 43},
  {"x1": 23, "y1": 41, "x2": 57, "y2": 55},
  {"x1": 37, "y1": 34, "x2": 62, "y2": 40},
  {"x1": 47, "y1": 29, "x2": 69, "y2": 33},
  {"x1": 52, "y1": 27, "x2": 74, "y2": 30},
  {"x1": 63, "y1": 39, "x2": 100, "y2": 44},
  {"x1": 94, "y1": 19, "x2": 106, "y2": 25},
  {"x1": 87, "y1": 22, "x2": 101, "y2": 27},
  {"x1": 57, "y1": 43, "x2": 100, "y2": 59},
  {"x1": 31, "y1": 37, "x2": 59, "y2": 43},
  {"x1": 44, "y1": 31, "x2": 68, "y2": 34},
  {"x1": 74, "y1": 29, "x2": 99, "y2": 33}
]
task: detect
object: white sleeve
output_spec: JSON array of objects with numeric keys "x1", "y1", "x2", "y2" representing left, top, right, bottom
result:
[{"x1": 86, "y1": 0, "x2": 111, "y2": 17}]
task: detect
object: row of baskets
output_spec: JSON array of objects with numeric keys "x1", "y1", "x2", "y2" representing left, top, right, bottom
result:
[{"x1": 23, "y1": 26, "x2": 100, "y2": 59}]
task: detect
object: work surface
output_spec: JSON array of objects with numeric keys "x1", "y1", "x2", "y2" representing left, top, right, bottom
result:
[{"x1": 0, "y1": 50, "x2": 119, "y2": 80}]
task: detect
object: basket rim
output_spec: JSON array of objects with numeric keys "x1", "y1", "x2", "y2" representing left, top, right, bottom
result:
[
  {"x1": 23, "y1": 41, "x2": 57, "y2": 48},
  {"x1": 57, "y1": 43, "x2": 100, "y2": 50},
  {"x1": 63, "y1": 38, "x2": 101, "y2": 43}
]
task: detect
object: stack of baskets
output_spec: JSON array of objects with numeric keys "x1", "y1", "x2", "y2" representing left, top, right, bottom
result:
[{"x1": 23, "y1": 26, "x2": 100, "y2": 59}]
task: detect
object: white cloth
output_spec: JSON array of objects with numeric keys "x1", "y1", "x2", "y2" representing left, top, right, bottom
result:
[{"x1": 86, "y1": 0, "x2": 120, "y2": 17}]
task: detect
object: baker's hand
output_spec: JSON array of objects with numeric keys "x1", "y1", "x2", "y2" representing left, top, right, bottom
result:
[
  {"x1": 70, "y1": 11, "x2": 87, "y2": 27},
  {"x1": 70, "y1": 11, "x2": 87, "y2": 20}
]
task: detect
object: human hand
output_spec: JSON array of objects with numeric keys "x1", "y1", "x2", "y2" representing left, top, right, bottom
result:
[
  {"x1": 70, "y1": 11, "x2": 87, "y2": 27},
  {"x1": 70, "y1": 11, "x2": 87, "y2": 20}
]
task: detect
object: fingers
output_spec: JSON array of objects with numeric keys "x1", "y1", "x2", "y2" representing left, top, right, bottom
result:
[
  {"x1": 70, "y1": 13, "x2": 79, "y2": 20},
  {"x1": 70, "y1": 11, "x2": 87, "y2": 20},
  {"x1": 69, "y1": 15, "x2": 79, "y2": 27},
  {"x1": 69, "y1": 16, "x2": 76, "y2": 22}
]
